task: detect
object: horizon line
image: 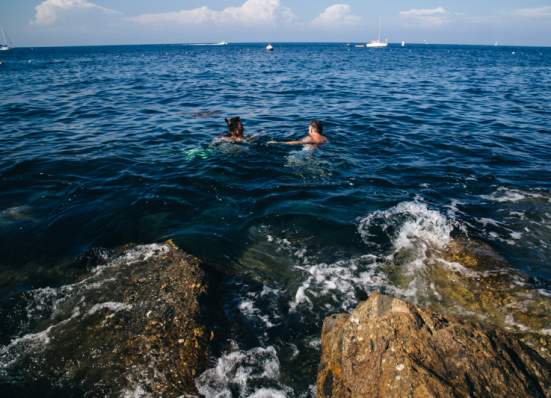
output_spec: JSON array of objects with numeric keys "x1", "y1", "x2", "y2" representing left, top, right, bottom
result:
[{"x1": 6, "y1": 41, "x2": 551, "y2": 49}]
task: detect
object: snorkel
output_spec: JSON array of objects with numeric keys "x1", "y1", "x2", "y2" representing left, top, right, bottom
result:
[{"x1": 225, "y1": 117, "x2": 244, "y2": 138}]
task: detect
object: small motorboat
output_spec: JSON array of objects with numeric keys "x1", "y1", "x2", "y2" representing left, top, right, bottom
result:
[{"x1": 266, "y1": 43, "x2": 274, "y2": 51}]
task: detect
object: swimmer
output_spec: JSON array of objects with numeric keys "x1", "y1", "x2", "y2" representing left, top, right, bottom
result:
[
  {"x1": 220, "y1": 116, "x2": 251, "y2": 143},
  {"x1": 268, "y1": 120, "x2": 328, "y2": 146}
]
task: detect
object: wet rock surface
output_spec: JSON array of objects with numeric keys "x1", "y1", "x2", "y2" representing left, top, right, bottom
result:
[
  {"x1": 0, "y1": 241, "x2": 208, "y2": 397},
  {"x1": 384, "y1": 236, "x2": 551, "y2": 362},
  {"x1": 317, "y1": 292, "x2": 551, "y2": 398}
]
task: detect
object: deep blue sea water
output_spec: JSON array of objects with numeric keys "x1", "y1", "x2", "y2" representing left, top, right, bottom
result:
[{"x1": 1, "y1": 43, "x2": 551, "y2": 396}]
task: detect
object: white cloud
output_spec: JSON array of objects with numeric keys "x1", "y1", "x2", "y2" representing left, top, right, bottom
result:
[
  {"x1": 399, "y1": 6, "x2": 449, "y2": 27},
  {"x1": 511, "y1": 6, "x2": 551, "y2": 18},
  {"x1": 311, "y1": 4, "x2": 361, "y2": 28},
  {"x1": 34, "y1": 0, "x2": 118, "y2": 25},
  {"x1": 130, "y1": 0, "x2": 295, "y2": 26}
]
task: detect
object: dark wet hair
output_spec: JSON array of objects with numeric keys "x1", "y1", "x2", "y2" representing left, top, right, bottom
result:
[
  {"x1": 309, "y1": 120, "x2": 323, "y2": 134},
  {"x1": 225, "y1": 117, "x2": 244, "y2": 137}
]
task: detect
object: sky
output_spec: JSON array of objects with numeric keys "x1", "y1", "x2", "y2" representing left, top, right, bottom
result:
[{"x1": 1, "y1": 0, "x2": 551, "y2": 47}]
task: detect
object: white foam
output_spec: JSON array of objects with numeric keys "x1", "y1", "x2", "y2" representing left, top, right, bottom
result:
[
  {"x1": 113, "y1": 243, "x2": 170, "y2": 265},
  {"x1": 477, "y1": 217, "x2": 502, "y2": 227},
  {"x1": 249, "y1": 388, "x2": 288, "y2": 398},
  {"x1": 289, "y1": 255, "x2": 385, "y2": 312},
  {"x1": 0, "y1": 306, "x2": 81, "y2": 371},
  {"x1": 298, "y1": 385, "x2": 316, "y2": 398},
  {"x1": 481, "y1": 187, "x2": 549, "y2": 203},
  {"x1": 87, "y1": 302, "x2": 132, "y2": 316},
  {"x1": 358, "y1": 201, "x2": 453, "y2": 251},
  {"x1": 307, "y1": 338, "x2": 321, "y2": 349},
  {"x1": 289, "y1": 201, "x2": 457, "y2": 312},
  {"x1": 438, "y1": 259, "x2": 479, "y2": 278},
  {"x1": 195, "y1": 346, "x2": 291, "y2": 398},
  {"x1": 238, "y1": 298, "x2": 276, "y2": 329},
  {"x1": 120, "y1": 385, "x2": 153, "y2": 398},
  {"x1": 0, "y1": 244, "x2": 170, "y2": 373}
]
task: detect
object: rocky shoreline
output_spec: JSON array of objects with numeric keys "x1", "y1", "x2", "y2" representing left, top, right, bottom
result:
[
  {"x1": 1, "y1": 239, "x2": 550, "y2": 397},
  {"x1": 317, "y1": 292, "x2": 550, "y2": 398},
  {"x1": 0, "y1": 241, "x2": 209, "y2": 397}
]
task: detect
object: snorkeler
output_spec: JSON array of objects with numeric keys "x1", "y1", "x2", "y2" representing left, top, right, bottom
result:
[
  {"x1": 268, "y1": 120, "x2": 328, "y2": 145},
  {"x1": 220, "y1": 116, "x2": 250, "y2": 142}
]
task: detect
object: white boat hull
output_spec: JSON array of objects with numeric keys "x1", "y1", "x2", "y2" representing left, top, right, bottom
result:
[
  {"x1": 0, "y1": 46, "x2": 8, "y2": 51},
  {"x1": 366, "y1": 42, "x2": 387, "y2": 48}
]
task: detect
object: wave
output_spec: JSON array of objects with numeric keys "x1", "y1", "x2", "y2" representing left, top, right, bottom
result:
[
  {"x1": 358, "y1": 200, "x2": 455, "y2": 259},
  {"x1": 285, "y1": 198, "x2": 551, "y2": 336},
  {"x1": 289, "y1": 200, "x2": 458, "y2": 313}
]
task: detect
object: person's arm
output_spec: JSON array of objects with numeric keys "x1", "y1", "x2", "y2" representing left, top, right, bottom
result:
[{"x1": 268, "y1": 136, "x2": 311, "y2": 145}]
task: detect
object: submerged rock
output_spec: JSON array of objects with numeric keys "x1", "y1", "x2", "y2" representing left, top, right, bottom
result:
[
  {"x1": 317, "y1": 292, "x2": 551, "y2": 398},
  {"x1": 0, "y1": 241, "x2": 208, "y2": 397},
  {"x1": 386, "y1": 237, "x2": 551, "y2": 352}
]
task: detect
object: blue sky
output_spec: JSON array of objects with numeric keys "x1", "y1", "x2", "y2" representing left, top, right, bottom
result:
[{"x1": 2, "y1": 0, "x2": 551, "y2": 46}]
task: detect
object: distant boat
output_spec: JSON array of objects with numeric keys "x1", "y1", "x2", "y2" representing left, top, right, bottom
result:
[
  {"x1": 366, "y1": 18, "x2": 388, "y2": 48},
  {"x1": 401, "y1": 41, "x2": 406, "y2": 47},
  {"x1": 216, "y1": 41, "x2": 229, "y2": 46},
  {"x1": 266, "y1": 43, "x2": 273, "y2": 51},
  {"x1": 494, "y1": 41, "x2": 499, "y2": 47},
  {"x1": 0, "y1": 27, "x2": 10, "y2": 51}
]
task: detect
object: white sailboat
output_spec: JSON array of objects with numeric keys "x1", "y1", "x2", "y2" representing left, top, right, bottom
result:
[
  {"x1": 0, "y1": 27, "x2": 10, "y2": 51},
  {"x1": 266, "y1": 43, "x2": 273, "y2": 51},
  {"x1": 366, "y1": 18, "x2": 388, "y2": 48}
]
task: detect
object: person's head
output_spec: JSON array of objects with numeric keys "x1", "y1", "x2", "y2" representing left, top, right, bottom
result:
[
  {"x1": 225, "y1": 117, "x2": 244, "y2": 137},
  {"x1": 309, "y1": 120, "x2": 323, "y2": 136}
]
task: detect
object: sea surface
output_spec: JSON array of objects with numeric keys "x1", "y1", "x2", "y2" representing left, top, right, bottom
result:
[{"x1": 1, "y1": 43, "x2": 551, "y2": 396}]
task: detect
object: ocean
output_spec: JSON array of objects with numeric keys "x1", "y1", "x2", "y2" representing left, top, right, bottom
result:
[{"x1": 1, "y1": 43, "x2": 550, "y2": 396}]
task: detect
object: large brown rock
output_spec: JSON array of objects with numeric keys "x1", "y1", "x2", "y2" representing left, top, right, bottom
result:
[
  {"x1": 0, "y1": 241, "x2": 209, "y2": 397},
  {"x1": 317, "y1": 292, "x2": 551, "y2": 398}
]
